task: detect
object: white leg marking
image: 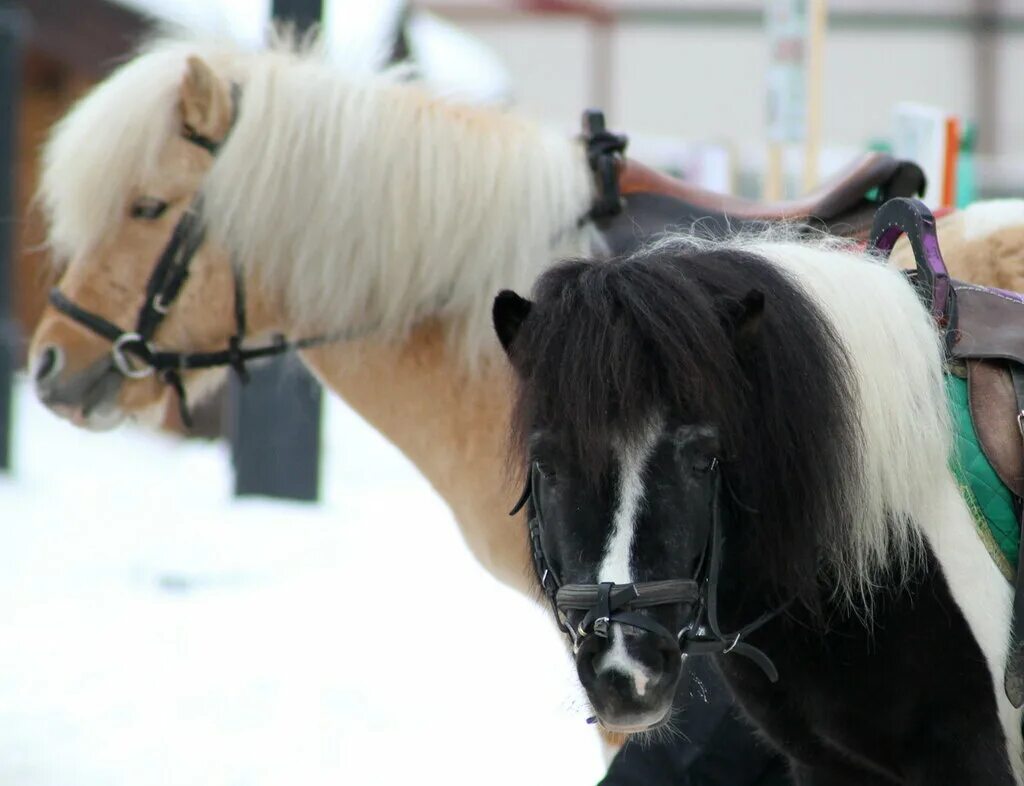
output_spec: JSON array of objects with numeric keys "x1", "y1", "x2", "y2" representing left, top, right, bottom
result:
[{"x1": 920, "y1": 475, "x2": 1023, "y2": 784}]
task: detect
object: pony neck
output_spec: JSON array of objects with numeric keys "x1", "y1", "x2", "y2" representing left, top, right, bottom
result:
[
  {"x1": 239, "y1": 282, "x2": 525, "y2": 582},
  {"x1": 298, "y1": 324, "x2": 531, "y2": 592},
  {"x1": 204, "y1": 68, "x2": 599, "y2": 357}
]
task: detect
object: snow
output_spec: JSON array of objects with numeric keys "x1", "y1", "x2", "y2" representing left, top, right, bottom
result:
[{"x1": 0, "y1": 379, "x2": 604, "y2": 785}]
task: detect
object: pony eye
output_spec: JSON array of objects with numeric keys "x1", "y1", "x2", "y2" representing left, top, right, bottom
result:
[
  {"x1": 534, "y1": 460, "x2": 556, "y2": 481},
  {"x1": 130, "y1": 198, "x2": 169, "y2": 220},
  {"x1": 692, "y1": 455, "x2": 717, "y2": 474}
]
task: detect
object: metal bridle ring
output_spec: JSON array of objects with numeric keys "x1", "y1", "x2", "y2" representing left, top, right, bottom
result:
[{"x1": 111, "y1": 333, "x2": 154, "y2": 379}]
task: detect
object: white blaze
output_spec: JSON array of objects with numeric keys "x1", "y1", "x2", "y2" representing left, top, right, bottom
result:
[{"x1": 596, "y1": 418, "x2": 663, "y2": 686}]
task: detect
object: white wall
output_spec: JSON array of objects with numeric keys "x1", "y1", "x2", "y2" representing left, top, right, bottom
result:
[
  {"x1": 445, "y1": 9, "x2": 1023, "y2": 192},
  {"x1": 611, "y1": 24, "x2": 768, "y2": 143},
  {"x1": 994, "y1": 30, "x2": 1024, "y2": 156},
  {"x1": 467, "y1": 16, "x2": 593, "y2": 125}
]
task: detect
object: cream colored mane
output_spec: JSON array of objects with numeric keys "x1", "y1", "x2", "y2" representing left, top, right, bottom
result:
[{"x1": 40, "y1": 34, "x2": 600, "y2": 362}]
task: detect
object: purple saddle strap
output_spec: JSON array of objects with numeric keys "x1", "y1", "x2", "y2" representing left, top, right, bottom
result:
[{"x1": 869, "y1": 198, "x2": 952, "y2": 325}]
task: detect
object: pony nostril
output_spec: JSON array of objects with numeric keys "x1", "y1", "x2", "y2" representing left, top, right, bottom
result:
[
  {"x1": 606, "y1": 670, "x2": 635, "y2": 696},
  {"x1": 33, "y1": 346, "x2": 63, "y2": 385},
  {"x1": 576, "y1": 649, "x2": 598, "y2": 683}
]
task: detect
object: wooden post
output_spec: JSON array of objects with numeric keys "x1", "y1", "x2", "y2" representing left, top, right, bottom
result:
[
  {"x1": 765, "y1": 0, "x2": 824, "y2": 199},
  {"x1": 802, "y1": 0, "x2": 827, "y2": 192},
  {"x1": 764, "y1": 144, "x2": 784, "y2": 201},
  {"x1": 228, "y1": 0, "x2": 325, "y2": 501},
  {"x1": 0, "y1": 5, "x2": 25, "y2": 473},
  {"x1": 764, "y1": 0, "x2": 802, "y2": 200}
]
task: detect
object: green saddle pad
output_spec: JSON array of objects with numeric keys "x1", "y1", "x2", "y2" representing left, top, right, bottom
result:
[{"x1": 947, "y1": 373, "x2": 1019, "y2": 579}]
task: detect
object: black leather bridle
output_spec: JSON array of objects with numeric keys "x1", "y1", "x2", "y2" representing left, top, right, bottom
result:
[
  {"x1": 510, "y1": 458, "x2": 783, "y2": 682},
  {"x1": 47, "y1": 86, "x2": 333, "y2": 427}
]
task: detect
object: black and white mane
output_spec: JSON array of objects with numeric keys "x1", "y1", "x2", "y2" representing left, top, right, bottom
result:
[
  {"x1": 507, "y1": 244, "x2": 862, "y2": 605},
  {"x1": 506, "y1": 233, "x2": 959, "y2": 606},
  {"x1": 496, "y1": 234, "x2": 1022, "y2": 782}
]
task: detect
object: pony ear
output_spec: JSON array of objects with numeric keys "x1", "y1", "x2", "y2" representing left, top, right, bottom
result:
[
  {"x1": 179, "y1": 56, "x2": 233, "y2": 144},
  {"x1": 722, "y1": 289, "x2": 765, "y2": 348},
  {"x1": 492, "y1": 290, "x2": 533, "y2": 355}
]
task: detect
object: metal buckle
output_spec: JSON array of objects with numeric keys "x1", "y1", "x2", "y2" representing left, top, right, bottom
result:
[
  {"x1": 593, "y1": 616, "x2": 610, "y2": 638},
  {"x1": 557, "y1": 611, "x2": 581, "y2": 654},
  {"x1": 152, "y1": 294, "x2": 171, "y2": 315},
  {"x1": 111, "y1": 333, "x2": 154, "y2": 379},
  {"x1": 722, "y1": 633, "x2": 742, "y2": 654}
]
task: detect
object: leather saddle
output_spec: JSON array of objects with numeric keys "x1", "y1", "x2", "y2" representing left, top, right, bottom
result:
[
  {"x1": 581, "y1": 110, "x2": 926, "y2": 252},
  {"x1": 871, "y1": 199, "x2": 1024, "y2": 500},
  {"x1": 870, "y1": 198, "x2": 1024, "y2": 708}
]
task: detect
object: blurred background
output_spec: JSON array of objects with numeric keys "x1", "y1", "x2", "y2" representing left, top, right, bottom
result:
[{"x1": 0, "y1": 1, "x2": 1021, "y2": 784}]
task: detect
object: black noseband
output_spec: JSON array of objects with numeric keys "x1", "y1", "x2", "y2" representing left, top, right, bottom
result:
[
  {"x1": 512, "y1": 460, "x2": 784, "y2": 683},
  {"x1": 557, "y1": 580, "x2": 698, "y2": 650}
]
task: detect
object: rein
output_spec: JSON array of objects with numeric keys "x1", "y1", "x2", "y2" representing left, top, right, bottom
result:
[
  {"x1": 47, "y1": 85, "x2": 335, "y2": 427},
  {"x1": 510, "y1": 459, "x2": 783, "y2": 683}
]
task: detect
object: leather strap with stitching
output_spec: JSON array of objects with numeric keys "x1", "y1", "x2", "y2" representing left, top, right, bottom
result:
[{"x1": 1003, "y1": 363, "x2": 1024, "y2": 707}]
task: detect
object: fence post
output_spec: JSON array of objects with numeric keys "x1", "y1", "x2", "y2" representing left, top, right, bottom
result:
[
  {"x1": 0, "y1": 4, "x2": 25, "y2": 473},
  {"x1": 228, "y1": 0, "x2": 324, "y2": 501}
]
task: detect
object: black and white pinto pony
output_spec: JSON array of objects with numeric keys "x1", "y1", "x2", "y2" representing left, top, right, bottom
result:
[{"x1": 493, "y1": 233, "x2": 1023, "y2": 784}]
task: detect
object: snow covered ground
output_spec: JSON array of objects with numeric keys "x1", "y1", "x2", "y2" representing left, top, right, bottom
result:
[{"x1": 0, "y1": 379, "x2": 604, "y2": 786}]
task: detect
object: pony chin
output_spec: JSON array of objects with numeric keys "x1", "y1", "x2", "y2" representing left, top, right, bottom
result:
[
  {"x1": 72, "y1": 403, "x2": 127, "y2": 432},
  {"x1": 596, "y1": 706, "x2": 673, "y2": 735},
  {"x1": 182, "y1": 366, "x2": 229, "y2": 407},
  {"x1": 122, "y1": 367, "x2": 228, "y2": 431}
]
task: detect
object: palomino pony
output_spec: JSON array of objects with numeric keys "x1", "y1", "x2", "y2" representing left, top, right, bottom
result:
[
  {"x1": 493, "y1": 233, "x2": 1023, "y2": 783},
  {"x1": 30, "y1": 35, "x2": 602, "y2": 594},
  {"x1": 26, "y1": 33, "x2": 1024, "y2": 774}
]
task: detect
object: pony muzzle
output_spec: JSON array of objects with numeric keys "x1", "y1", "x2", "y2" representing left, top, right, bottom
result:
[{"x1": 573, "y1": 618, "x2": 683, "y2": 732}]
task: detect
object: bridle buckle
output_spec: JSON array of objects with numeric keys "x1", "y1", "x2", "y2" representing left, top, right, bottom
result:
[
  {"x1": 722, "y1": 633, "x2": 742, "y2": 654},
  {"x1": 111, "y1": 332, "x2": 153, "y2": 379},
  {"x1": 152, "y1": 293, "x2": 171, "y2": 315},
  {"x1": 593, "y1": 616, "x2": 610, "y2": 638}
]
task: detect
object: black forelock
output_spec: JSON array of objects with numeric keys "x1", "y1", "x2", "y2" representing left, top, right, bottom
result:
[
  {"x1": 508, "y1": 244, "x2": 861, "y2": 602},
  {"x1": 509, "y1": 253, "x2": 738, "y2": 473}
]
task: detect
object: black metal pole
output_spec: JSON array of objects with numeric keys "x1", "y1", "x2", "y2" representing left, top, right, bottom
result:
[
  {"x1": 0, "y1": 5, "x2": 25, "y2": 473},
  {"x1": 228, "y1": 0, "x2": 324, "y2": 501}
]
